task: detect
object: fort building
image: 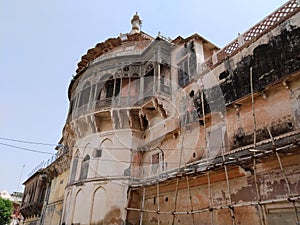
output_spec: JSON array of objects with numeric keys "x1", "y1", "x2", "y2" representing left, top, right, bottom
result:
[{"x1": 21, "y1": 1, "x2": 300, "y2": 224}]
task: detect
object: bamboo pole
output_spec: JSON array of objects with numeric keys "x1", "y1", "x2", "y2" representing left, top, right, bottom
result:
[
  {"x1": 139, "y1": 186, "x2": 146, "y2": 225},
  {"x1": 201, "y1": 80, "x2": 215, "y2": 225},
  {"x1": 207, "y1": 171, "x2": 214, "y2": 225},
  {"x1": 250, "y1": 67, "x2": 267, "y2": 225},
  {"x1": 156, "y1": 179, "x2": 160, "y2": 225},
  {"x1": 171, "y1": 177, "x2": 180, "y2": 225},
  {"x1": 186, "y1": 175, "x2": 195, "y2": 225}
]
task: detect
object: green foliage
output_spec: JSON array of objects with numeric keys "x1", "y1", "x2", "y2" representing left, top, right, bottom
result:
[{"x1": 0, "y1": 197, "x2": 12, "y2": 224}]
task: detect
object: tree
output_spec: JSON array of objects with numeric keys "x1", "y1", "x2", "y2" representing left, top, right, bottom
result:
[{"x1": 0, "y1": 196, "x2": 12, "y2": 224}]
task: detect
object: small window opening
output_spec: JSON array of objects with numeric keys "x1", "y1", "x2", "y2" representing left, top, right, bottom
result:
[
  {"x1": 78, "y1": 82, "x2": 91, "y2": 107},
  {"x1": 94, "y1": 149, "x2": 102, "y2": 158},
  {"x1": 152, "y1": 153, "x2": 160, "y2": 174},
  {"x1": 189, "y1": 90, "x2": 195, "y2": 98},
  {"x1": 141, "y1": 115, "x2": 149, "y2": 130},
  {"x1": 219, "y1": 70, "x2": 230, "y2": 80}
]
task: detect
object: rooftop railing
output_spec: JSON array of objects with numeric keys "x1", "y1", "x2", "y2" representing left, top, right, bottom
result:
[
  {"x1": 27, "y1": 146, "x2": 69, "y2": 178},
  {"x1": 206, "y1": 0, "x2": 299, "y2": 68},
  {"x1": 27, "y1": 155, "x2": 56, "y2": 177}
]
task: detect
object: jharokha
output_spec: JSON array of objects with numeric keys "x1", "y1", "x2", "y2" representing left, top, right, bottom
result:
[{"x1": 21, "y1": 1, "x2": 300, "y2": 225}]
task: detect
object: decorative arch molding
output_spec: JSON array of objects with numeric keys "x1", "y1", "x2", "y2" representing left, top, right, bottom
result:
[
  {"x1": 72, "y1": 189, "x2": 84, "y2": 224},
  {"x1": 82, "y1": 142, "x2": 91, "y2": 156},
  {"x1": 92, "y1": 138, "x2": 112, "y2": 159},
  {"x1": 100, "y1": 138, "x2": 113, "y2": 149},
  {"x1": 62, "y1": 191, "x2": 71, "y2": 224},
  {"x1": 90, "y1": 186, "x2": 107, "y2": 224}
]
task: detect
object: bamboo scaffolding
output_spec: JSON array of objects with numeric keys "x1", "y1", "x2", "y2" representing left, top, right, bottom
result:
[
  {"x1": 221, "y1": 148, "x2": 236, "y2": 225},
  {"x1": 126, "y1": 195, "x2": 300, "y2": 214},
  {"x1": 267, "y1": 127, "x2": 300, "y2": 224},
  {"x1": 171, "y1": 105, "x2": 188, "y2": 225},
  {"x1": 201, "y1": 80, "x2": 215, "y2": 225},
  {"x1": 126, "y1": 63, "x2": 300, "y2": 224},
  {"x1": 250, "y1": 67, "x2": 267, "y2": 225}
]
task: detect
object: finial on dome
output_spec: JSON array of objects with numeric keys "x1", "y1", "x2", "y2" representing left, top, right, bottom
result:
[{"x1": 130, "y1": 12, "x2": 142, "y2": 34}]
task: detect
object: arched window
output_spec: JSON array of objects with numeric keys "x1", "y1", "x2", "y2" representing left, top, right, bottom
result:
[
  {"x1": 151, "y1": 148, "x2": 165, "y2": 175},
  {"x1": 144, "y1": 64, "x2": 154, "y2": 95},
  {"x1": 78, "y1": 82, "x2": 91, "y2": 108},
  {"x1": 105, "y1": 78, "x2": 114, "y2": 98},
  {"x1": 70, "y1": 150, "x2": 79, "y2": 183},
  {"x1": 115, "y1": 78, "x2": 121, "y2": 97},
  {"x1": 96, "y1": 75, "x2": 113, "y2": 100},
  {"x1": 79, "y1": 154, "x2": 90, "y2": 180},
  {"x1": 130, "y1": 74, "x2": 140, "y2": 97},
  {"x1": 178, "y1": 59, "x2": 189, "y2": 88}
]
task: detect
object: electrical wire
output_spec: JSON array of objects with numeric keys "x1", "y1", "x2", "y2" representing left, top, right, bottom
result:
[
  {"x1": 0, "y1": 140, "x2": 200, "y2": 165},
  {"x1": 0, "y1": 142, "x2": 55, "y2": 155},
  {"x1": 0, "y1": 136, "x2": 220, "y2": 151},
  {"x1": 0, "y1": 137, "x2": 56, "y2": 147}
]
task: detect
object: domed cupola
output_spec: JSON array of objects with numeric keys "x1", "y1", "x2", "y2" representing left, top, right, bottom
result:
[{"x1": 130, "y1": 12, "x2": 142, "y2": 34}]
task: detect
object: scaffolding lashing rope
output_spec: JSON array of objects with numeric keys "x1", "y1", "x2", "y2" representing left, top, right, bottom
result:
[{"x1": 250, "y1": 67, "x2": 268, "y2": 225}]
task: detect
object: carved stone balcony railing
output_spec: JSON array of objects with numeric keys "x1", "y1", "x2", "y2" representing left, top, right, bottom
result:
[
  {"x1": 95, "y1": 98, "x2": 113, "y2": 110},
  {"x1": 116, "y1": 96, "x2": 139, "y2": 107},
  {"x1": 73, "y1": 88, "x2": 172, "y2": 119}
]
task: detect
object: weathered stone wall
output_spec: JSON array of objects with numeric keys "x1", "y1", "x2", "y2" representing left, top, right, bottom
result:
[
  {"x1": 127, "y1": 151, "x2": 300, "y2": 225},
  {"x1": 126, "y1": 11, "x2": 300, "y2": 225},
  {"x1": 42, "y1": 170, "x2": 69, "y2": 225}
]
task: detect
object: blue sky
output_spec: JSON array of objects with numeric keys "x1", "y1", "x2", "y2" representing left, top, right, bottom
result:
[{"x1": 0, "y1": 0, "x2": 288, "y2": 193}]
